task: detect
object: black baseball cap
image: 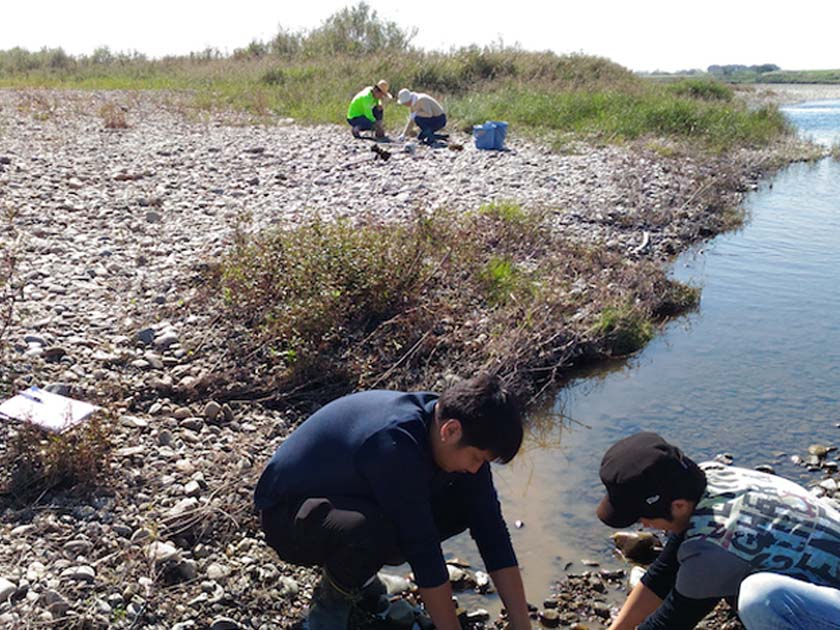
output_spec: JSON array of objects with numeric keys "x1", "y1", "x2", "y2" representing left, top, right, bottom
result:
[{"x1": 597, "y1": 432, "x2": 706, "y2": 528}]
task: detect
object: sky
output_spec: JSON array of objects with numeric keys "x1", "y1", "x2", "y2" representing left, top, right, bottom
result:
[{"x1": 2, "y1": 0, "x2": 838, "y2": 73}]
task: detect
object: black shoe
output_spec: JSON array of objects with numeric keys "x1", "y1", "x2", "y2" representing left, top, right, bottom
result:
[{"x1": 305, "y1": 571, "x2": 358, "y2": 630}]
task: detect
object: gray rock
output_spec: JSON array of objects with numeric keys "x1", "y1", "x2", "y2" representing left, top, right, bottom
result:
[
  {"x1": 173, "y1": 407, "x2": 193, "y2": 420},
  {"x1": 180, "y1": 417, "x2": 204, "y2": 432},
  {"x1": 167, "y1": 497, "x2": 199, "y2": 517},
  {"x1": 136, "y1": 327, "x2": 156, "y2": 345},
  {"x1": 277, "y1": 575, "x2": 300, "y2": 597},
  {"x1": 44, "y1": 383, "x2": 72, "y2": 396},
  {"x1": 819, "y1": 478, "x2": 838, "y2": 493},
  {"x1": 60, "y1": 565, "x2": 95, "y2": 583},
  {"x1": 41, "y1": 589, "x2": 71, "y2": 616},
  {"x1": 63, "y1": 539, "x2": 93, "y2": 555},
  {"x1": 206, "y1": 563, "x2": 231, "y2": 581},
  {"x1": 204, "y1": 401, "x2": 222, "y2": 422},
  {"x1": 120, "y1": 415, "x2": 149, "y2": 429},
  {"x1": 177, "y1": 559, "x2": 198, "y2": 581},
  {"x1": 154, "y1": 331, "x2": 179, "y2": 349},
  {"x1": 809, "y1": 444, "x2": 829, "y2": 459}
]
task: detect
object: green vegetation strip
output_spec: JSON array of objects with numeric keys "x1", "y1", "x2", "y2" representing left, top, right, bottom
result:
[
  {"x1": 1, "y1": 2, "x2": 791, "y2": 152},
  {"x1": 201, "y1": 205, "x2": 699, "y2": 402}
]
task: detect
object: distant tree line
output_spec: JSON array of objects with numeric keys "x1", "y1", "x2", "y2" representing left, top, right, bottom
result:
[
  {"x1": 707, "y1": 64, "x2": 780, "y2": 75},
  {"x1": 0, "y1": 2, "x2": 414, "y2": 74}
]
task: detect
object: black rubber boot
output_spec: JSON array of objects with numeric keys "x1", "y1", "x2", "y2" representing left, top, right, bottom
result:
[{"x1": 305, "y1": 570, "x2": 359, "y2": 630}]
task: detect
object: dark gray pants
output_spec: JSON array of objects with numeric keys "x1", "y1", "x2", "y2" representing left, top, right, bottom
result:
[{"x1": 261, "y1": 485, "x2": 468, "y2": 589}]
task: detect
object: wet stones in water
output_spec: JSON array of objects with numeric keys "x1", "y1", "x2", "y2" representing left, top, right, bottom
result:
[
  {"x1": 808, "y1": 444, "x2": 830, "y2": 459},
  {"x1": 610, "y1": 531, "x2": 662, "y2": 564},
  {"x1": 538, "y1": 609, "x2": 560, "y2": 628},
  {"x1": 544, "y1": 571, "x2": 622, "y2": 628},
  {"x1": 754, "y1": 464, "x2": 776, "y2": 475},
  {"x1": 474, "y1": 570, "x2": 493, "y2": 594},
  {"x1": 446, "y1": 563, "x2": 477, "y2": 591},
  {"x1": 598, "y1": 569, "x2": 625, "y2": 581}
]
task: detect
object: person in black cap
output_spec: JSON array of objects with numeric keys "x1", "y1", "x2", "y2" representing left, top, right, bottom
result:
[{"x1": 597, "y1": 431, "x2": 840, "y2": 630}]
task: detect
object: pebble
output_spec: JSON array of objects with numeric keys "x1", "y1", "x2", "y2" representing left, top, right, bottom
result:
[
  {"x1": 206, "y1": 563, "x2": 231, "y2": 581},
  {"x1": 147, "y1": 542, "x2": 180, "y2": 564},
  {"x1": 820, "y1": 478, "x2": 838, "y2": 493},
  {"x1": 204, "y1": 401, "x2": 222, "y2": 421},
  {"x1": 60, "y1": 565, "x2": 96, "y2": 583},
  {"x1": 120, "y1": 415, "x2": 149, "y2": 429},
  {"x1": 539, "y1": 609, "x2": 560, "y2": 628}
]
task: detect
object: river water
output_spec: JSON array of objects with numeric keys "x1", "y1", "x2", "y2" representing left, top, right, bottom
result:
[{"x1": 446, "y1": 99, "x2": 840, "y2": 611}]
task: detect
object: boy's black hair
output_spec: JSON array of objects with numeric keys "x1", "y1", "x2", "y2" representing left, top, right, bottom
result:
[{"x1": 436, "y1": 373, "x2": 523, "y2": 464}]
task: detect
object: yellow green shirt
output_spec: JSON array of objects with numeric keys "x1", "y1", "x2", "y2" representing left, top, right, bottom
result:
[{"x1": 347, "y1": 87, "x2": 379, "y2": 122}]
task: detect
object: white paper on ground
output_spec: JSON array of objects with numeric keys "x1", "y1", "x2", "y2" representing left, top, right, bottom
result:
[{"x1": 0, "y1": 386, "x2": 100, "y2": 433}]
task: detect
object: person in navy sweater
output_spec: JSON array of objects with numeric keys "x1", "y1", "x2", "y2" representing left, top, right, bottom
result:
[{"x1": 254, "y1": 373, "x2": 533, "y2": 629}]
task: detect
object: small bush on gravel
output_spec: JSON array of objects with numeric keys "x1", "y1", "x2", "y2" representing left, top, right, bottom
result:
[
  {"x1": 0, "y1": 416, "x2": 113, "y2": 506},
  {"x1": 98, "y1": 101, "x2": 128, "y2": 129},
  {"x1": 197, "y1": 205, "x2": 699, "y2": 404}
]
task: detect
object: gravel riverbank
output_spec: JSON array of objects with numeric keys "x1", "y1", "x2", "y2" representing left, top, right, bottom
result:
[{"x1": 0, "y1": 88, "x2": 829, "y2": 629}]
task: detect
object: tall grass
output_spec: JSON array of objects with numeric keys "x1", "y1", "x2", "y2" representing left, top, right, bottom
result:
[{"x1": 0, "y1": 44, "x2": 787, "y2": 151}]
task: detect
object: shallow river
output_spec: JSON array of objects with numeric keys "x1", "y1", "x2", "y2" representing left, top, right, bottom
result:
[{"x1": 446, "y1": 98, "x2": 840, "y2": 611}]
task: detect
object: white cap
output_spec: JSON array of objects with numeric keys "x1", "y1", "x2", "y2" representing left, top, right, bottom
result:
[{"x1": 397, "y1": 88, "x2": 412, "y2": 105}]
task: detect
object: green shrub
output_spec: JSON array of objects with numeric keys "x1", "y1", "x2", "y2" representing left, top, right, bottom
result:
[
  {"x1": 594, "y1": 305, "x2": 655, "y2": 356},
  {"x1": 478, "y1": 200, "x2": 529, "y2": 224},
  {"x1": 202, "y1": 207, "x2": 696, "y2": 400},
  {"x1": 667, "y1": 78, "x2": 733, "y2": 101},
  {"x1": 218, "y1": 216, "x2": 428, "y2": 379}
]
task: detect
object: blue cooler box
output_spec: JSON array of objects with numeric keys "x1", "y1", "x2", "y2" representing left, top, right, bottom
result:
[{"x1": 473, "y1": 120, "x2": 508, "y2": 150}]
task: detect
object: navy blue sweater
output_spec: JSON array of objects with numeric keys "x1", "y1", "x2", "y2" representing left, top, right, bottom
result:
[{"x1": 253, "y1": 390, "x2": 517, "y2": 587}]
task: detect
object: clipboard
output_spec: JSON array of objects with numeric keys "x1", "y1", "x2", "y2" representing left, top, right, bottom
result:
[{"x1": 0, "y1": 386, "x2": 100, "y2": 433}]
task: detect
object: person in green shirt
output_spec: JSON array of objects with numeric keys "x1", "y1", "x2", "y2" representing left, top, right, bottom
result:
[{"x1": 347, "y1": 79, "x2": 391, "y2": 139}]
